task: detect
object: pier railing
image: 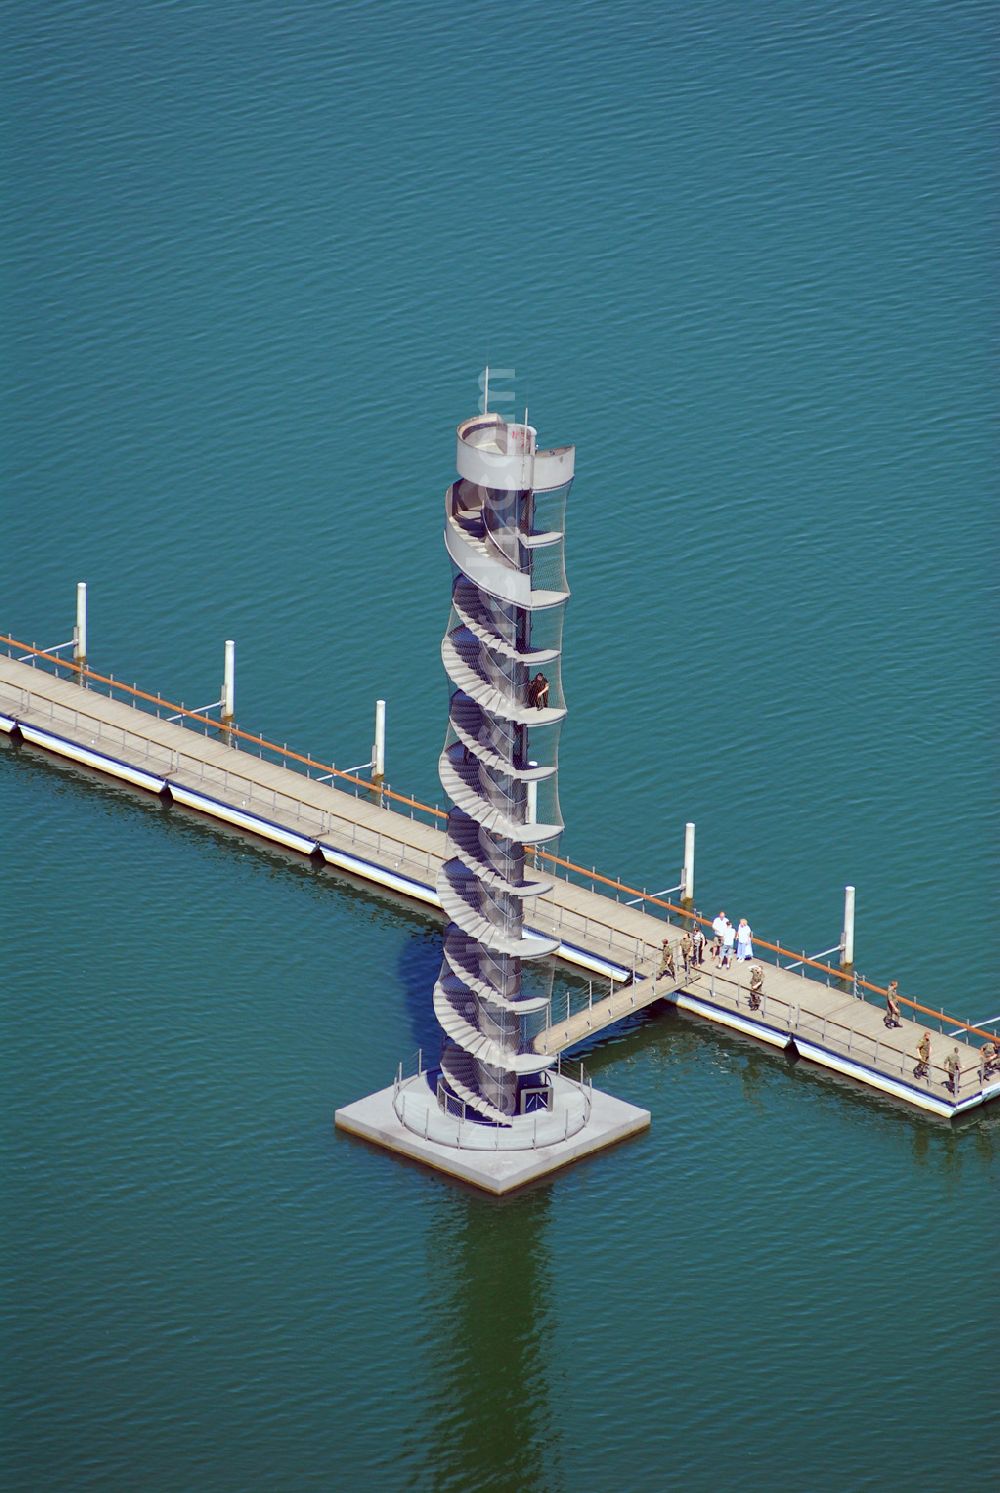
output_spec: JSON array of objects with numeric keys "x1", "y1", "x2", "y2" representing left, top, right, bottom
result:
[
  {"x1": 691, "y1": 969, "x2": 991, "y2": 1099},
  {"x1": 535, "y1": 961, "x2": 993, "y2": 1097},
  {"x1": 2, "y1": 633, "x2": 994, "y2": 1049}
]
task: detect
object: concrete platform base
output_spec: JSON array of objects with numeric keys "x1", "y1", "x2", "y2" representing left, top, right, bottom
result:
[{"x1": 335, "y1": 1074, "x2": 651, "y2": 1194}]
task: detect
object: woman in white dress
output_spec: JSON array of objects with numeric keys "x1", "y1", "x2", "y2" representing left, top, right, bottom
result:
[{"x1": 736, "y1": 917, "x2": 753, "y2": 961}]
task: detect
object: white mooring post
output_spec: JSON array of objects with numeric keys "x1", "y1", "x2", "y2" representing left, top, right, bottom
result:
[
  {"x1": 74, "y1": 581, "x2": 88, "y2": 670},
  {"x1": 682, "y1": 821, "x2": 695, "y2": 904},
  {"x1": 373, "y1": 699, "x2": 386, "y2": 784},
  {"x1": 221, "y1": 639, "x2": 235, "y2": 727},
  {"x1": 842, "y1": 884, "x2": 856, "y2": 969}
]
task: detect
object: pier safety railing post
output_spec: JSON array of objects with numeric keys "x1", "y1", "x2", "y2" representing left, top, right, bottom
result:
[
  {"x1": 842, "y1": 885, "x2": 856, "y2": 971},
  {"x1": 682, "y1": 821, "x2": 695, "y2": 905},
  {"x1": 221, "y1": 639, "x2": 235, "y2": 732},
  {"x1": 74, "y1": 581, "x2": 87, "y2": 677},
  {"x1": 372, "y1": 699, "x2": 386, "y2": 787}
]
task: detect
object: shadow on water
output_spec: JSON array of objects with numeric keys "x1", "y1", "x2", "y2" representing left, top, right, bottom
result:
[
  {"x1": 737, "y1": 1044, "x2": 770, "y2": 1114},
  {"x1": 395, "y1": 924, "x2": 443, "y2": 1061},
  {"x1": 910, "y1": 1108, "x2": 999, "y2": 1181},
  {"x1": 405, "y1": 1187, "x2": 562, "y2": 1493}
]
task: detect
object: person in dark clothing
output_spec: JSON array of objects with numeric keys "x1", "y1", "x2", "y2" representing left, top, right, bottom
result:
[{"x1": 528, "y1": 673, "x2": 550, "y2": 710}]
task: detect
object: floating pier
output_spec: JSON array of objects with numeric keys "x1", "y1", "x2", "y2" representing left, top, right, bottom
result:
[{"x1": 3, "y1": 627, "x2": 997, "y2": 1144}]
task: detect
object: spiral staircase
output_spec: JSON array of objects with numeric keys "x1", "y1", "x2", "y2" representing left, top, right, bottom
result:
[{"x1": 432, "y1": 411, "x2": 576, "y2": 1125}]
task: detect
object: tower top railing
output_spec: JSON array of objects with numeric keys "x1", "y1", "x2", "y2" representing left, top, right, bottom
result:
[
  {"x1": 455, "y1": 413, "x2": 575, "y2": 493},
  {"x1": 1, "y1": 631, "x2": 993, "y2": 1045}
]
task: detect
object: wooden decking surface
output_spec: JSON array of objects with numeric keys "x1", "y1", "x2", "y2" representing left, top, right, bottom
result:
[
  {"x1": 1, "y1": 653, "x2": 991, "y2": 1112},
  {"x1": 535, "y1": 970, "x2": 694, "y2": 1054}
]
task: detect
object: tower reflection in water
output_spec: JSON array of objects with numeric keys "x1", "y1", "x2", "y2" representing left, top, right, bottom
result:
[{"x1": 412, "y1": 1187, "x2": 563, "y2": 1489}]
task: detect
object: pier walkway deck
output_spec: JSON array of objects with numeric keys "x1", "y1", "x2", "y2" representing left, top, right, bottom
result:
[
  {"x1": 532, "y1": 957, "x2": 981, "y2": 1118},
  {"x1": 2, "y1": 638, "x2": 997, "y2": 1122}
]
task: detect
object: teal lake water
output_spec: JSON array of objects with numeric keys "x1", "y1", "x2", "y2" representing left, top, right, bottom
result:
[{"x1": 2, "y1": 2, "x2": 997, "y2": 1488}]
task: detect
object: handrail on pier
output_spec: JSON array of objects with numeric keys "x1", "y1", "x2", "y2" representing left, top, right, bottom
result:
[{"x1": 2, "y1": 631, "x2": 993, "y2": 1047}]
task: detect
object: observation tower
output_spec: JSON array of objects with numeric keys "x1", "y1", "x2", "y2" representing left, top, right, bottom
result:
[
  {"x1": 336, "y1": 401, "x2": 650, "y2": 1191},
  {"x1": 434, "y1": 410, "x2": 572, "y2": 1123}
]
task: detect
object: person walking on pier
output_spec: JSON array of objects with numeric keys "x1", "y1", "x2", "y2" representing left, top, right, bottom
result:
[
  {"x1": 691, "y1": 925, "x2": 706, "y2": 966},
  {"x1": 659, "y1": 937, "x2": 676, "y2": 980},
  {"x1": 679, "y1": 931, "x2": 693, "y2": 976},
  {"x1": 736, "y1": 918, "x2": 753, "y2": 962},
  {"x1": 943, "y1": 1047, "x2": 961, "y2": 1095},
  {"x1": 711, "y1": 911, "x2": 727, "y2": 960},
  {"x1": 884, "y1": 981, "x2": 901, "y2": 1029},
  {"x1": 915, "y1": 1031, "x2": 931, "y2": 1081},
  {"x1": 748, "y1": 963, "x2": 764, "y2": 1011}
]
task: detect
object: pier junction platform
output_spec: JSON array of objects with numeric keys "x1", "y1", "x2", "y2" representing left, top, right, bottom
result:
[{"x1": 3, "y1": 635, "x2": 998, "y2": 1135}]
